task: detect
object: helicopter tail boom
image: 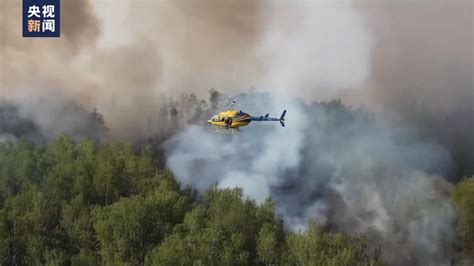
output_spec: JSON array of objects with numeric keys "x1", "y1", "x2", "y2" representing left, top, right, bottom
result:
[{"x1": 250, "y1": 109, "x2": 286, "y2": 127}]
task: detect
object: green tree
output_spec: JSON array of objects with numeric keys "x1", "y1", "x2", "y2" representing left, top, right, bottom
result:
[
  {"x1": 0, "y1": 209, "x2": 10, "y2": 265},
  {"x1": 256, "y1": 223, "x2": 281, "y2": 265},
  {"x1": 61, "y1": 195, "x2": 98, "y2": 257},
  {"x1": 0, "y1": 133, "x2": 387, "y2": 265},
  {"x1": 94, "y1": 177, "x2": 190, "y2": 265},
  {"x1": 285, "y1": 221, "x2": 383, "y2": 266},
  {"x1": 0, "y1": 139, "x2": 48, "y2": 204},
  {"x1": 73, "y1": 139, "x2": 98, "y2": 204},
  {"x1": 44, "y1": 133, "x2": 78, "y2": 202},
  {"x1": 451, "y1": 177, "x2": 474, "y2": 256},
  {"x1": 146, "y1": 187, "x2": 286, "y2": 265},
  {"x1": 5, "y1": 185, "x2": 67, "y2": 265}
]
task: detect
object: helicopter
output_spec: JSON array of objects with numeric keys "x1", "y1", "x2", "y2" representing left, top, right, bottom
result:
[{"x1": 207, "y1": 98, "x2": 286, "y2": 132}]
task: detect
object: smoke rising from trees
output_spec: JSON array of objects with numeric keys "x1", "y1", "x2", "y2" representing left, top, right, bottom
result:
[
  {"x1": 165, "y1": 95, "x2": 456, "y2": 265},
  {"x1": 0, "y1": 0, "x2": 472, "y2": 264}
]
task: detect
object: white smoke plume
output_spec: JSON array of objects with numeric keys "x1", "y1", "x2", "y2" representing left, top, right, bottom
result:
[
  {"x1": 165, "y1": 95, "x2": 456, "y2": 265},
  {"x1": 1, "y1": 0, "x2": 470, "y2": 264},
  {"x1": 162, "y1": 1, "x2": 460, "y2": 264}
]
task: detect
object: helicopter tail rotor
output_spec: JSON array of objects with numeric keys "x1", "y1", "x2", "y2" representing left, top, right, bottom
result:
[{"x1": 279, "y1": 110, "x2": 287, "y2": 127}]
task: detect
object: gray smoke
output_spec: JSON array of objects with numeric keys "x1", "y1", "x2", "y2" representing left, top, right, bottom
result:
[
  {"x1": 165, "y1": 95, "x2": 456, "y2": 265},
  {"x1": 1, "y1": 0, "x2": 371, "y2": 140},
  {"x1": 1, "y1": 0, "x2": 471, "y2": 264},
  {"x1": 0, "y1": 96, "x2": 107, "y2": 143},
  {"x1": 160, "y1": 3, "x2": 467, "y2": 263},
  {"x1": 355, "y1": 1, "x2": 474, "y2": 179},
  {"x1": 1, "y1": 1, "x2": 471, "y2": 143}
]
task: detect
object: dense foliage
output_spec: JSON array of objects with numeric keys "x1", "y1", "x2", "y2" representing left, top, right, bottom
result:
[
  {"x1": 0, "y1": 134, "x2": 384, "y2": 265},
  {"x1": 452, "y1": 178, "x2": 474, "y2": 258}
]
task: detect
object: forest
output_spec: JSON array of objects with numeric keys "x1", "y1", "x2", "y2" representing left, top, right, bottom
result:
[
  {"x1": 0, "y1": 134, "x2": 387, "y2": 265},
  {"x1": 0, "y1": 91, "x2": 472, "y2": 265}
]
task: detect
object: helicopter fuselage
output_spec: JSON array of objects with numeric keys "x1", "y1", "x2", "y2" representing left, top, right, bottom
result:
[
  {"x1": 208, "y1": 110, "x2": 252, "y2": 129},
  {"x1": 208, "y1": 109, "x2": 286, "y2": 129}
]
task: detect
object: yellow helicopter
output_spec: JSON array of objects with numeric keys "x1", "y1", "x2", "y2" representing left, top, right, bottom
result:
[{"x1": 207, "y1": 99, "x2": 286, "y2": 132}]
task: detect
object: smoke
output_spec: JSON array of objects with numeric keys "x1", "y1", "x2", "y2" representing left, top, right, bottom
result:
[
  {"x1": 1, "y1": 0, "x2": 371, "y2": 139},
  {"x1": 1, "y1": 1, "x2": 471, "y2": 140},
  {"x1": 0, "y1": 95, "x2": 107, "y2": 143},
  {"x1": 165, "y1": 96, "x2": 456, "y2": 265},
  {"x1": 355, "y1": 1, "x2": 474, "y2": 179},
  {"x1": 257, "y1": 0, "x2": 371, "y2": 98},
  {"x1": 1, "y1": 0, "x2": 471, "y2": 264},
  {"x1": 0, "y1": 0, "x2": 108, "y2": 141},
  {"x1": 160, "y1": 1, "x2": 465, "y2": 264},
  {"x1": 355, "y1": 1, "x2": 473, "y2": 115},
  {"x1": 0, "y1": 0, "x2": 100, "y2": 91},
  {"x1": 1, "y1": 0, "x2": 164, "y2": 140}
]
